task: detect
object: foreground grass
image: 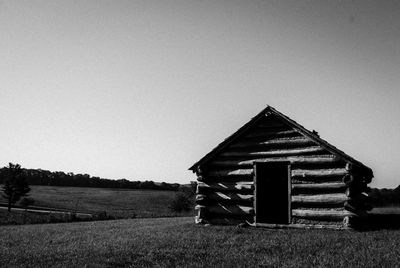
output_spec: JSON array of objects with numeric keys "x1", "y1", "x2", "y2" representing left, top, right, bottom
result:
[
  {"x1": 1, "y1": 217, "x2": 400, "y2": 267},
  {"x1": 0, "y1": 185, "x2": 192, "y2": 219}
]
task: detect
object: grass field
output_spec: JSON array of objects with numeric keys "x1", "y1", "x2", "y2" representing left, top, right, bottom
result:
[
  {"x1": 0, "y1": 185, "x2": 193, "y2": 219},
  {"x1": 1, "y1": 217, "x2": 400, "y2": 267},
  {"x1": 0, "y1": 209, "x2": 82, "y2": 225}
]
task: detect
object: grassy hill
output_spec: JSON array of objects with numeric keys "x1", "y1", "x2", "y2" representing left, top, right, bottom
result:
[
  {"x1": 1, "y1": 217, "x2": 400, "y2": 267},
  {"x1": 0, "y1": 185, "x2": 193, "y2": 219}
]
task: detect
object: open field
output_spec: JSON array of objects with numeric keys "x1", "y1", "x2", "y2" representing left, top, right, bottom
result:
[
  {"x1": 1, "y1": 217, "x2": 400, "y2": 267},
  {"x1": 0, "y1": 185, "x2": 193, "y2": 219}
]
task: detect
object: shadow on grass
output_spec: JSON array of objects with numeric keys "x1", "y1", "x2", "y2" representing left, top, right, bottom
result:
[{"x1": 356, "y1": 213, "x2": 400, "y2": 231}]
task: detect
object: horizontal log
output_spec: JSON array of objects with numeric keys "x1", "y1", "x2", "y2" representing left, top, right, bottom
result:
[
  {"x1": 199, "y1": 177, "x2": 254, "y2": 183},
  {"x1": 292, "y1": 194, "x2": 348, "y2": 205},
  {"x1": 292, "y1": 168, "x2": 347, "y2": 178},
  {"x1": 197, "y1": 181, "x2": 254, "y2": 191},
  {"x1": 292, "y1": 178, "x2": 344, "y2": 184},
  {"x1": 292, "y1": 209, "x2": 354, "y2": 221},
  {"x1": 220, "y1": 146, "x2": 326, "y2": 157},
  {"x1": 292, "y1": 182, "x2": 346, "y2": 191},
  {"x1": 206, "y1": 168, "x2": 347, "y2": 178},
  {"x1": 245, "y1": 129, "x2": 300, "y2": 138},
  {"x1": 206, "y1": 169, "x2": 253, "y2": 177},
  {"x1": 195, "y1": 204, "x2": 254, "y2": 216},
  {"x1": 209, "y1": 155, "x2": 343, "y2": 168},
  {"x1": 230, "y1": 137, "x2": 315, "y2": 148},
  {"x1": 196, "y1": 193, "x2": 253, "y2": 202},
  {"x1": 256, "y1": 121, "x2": 287, "y2": 128}
]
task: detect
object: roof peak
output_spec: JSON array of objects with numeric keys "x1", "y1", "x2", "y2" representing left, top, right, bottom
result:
[{"x1": 189, "y1": 105, "x2": 372, "y2": 176}]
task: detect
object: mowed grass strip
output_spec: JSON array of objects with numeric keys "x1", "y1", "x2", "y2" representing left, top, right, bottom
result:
[
  {"x1": 1, "y1": 217, "x2": 400, "y2": 267},
  {"x1": 0, "y1": 185, "x2": 193, "y2": 218}
]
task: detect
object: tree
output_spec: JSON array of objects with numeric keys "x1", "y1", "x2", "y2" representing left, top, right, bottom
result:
[{"x1": 1, "y1": 163, "x2": 30, "y2": 212}]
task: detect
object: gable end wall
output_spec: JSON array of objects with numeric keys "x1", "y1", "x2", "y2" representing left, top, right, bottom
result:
[{"x1": 194, "y1": 115, "x2": 372, "y2": 228}]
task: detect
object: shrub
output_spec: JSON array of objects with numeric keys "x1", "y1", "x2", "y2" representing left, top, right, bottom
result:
[
  {"x1": 169, "y1": 181, "x2": 196, "y2": 212},
  {"x1": 19, "y1": 197, "x2": 35, "y2": 209},
  {"x1": 169, "y1": 192, "x2": 193, "y2": 212}
]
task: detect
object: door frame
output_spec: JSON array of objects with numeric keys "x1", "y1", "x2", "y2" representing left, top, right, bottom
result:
[{"x1": 253, "y1": 161, "x2": 292, "y2": 225}]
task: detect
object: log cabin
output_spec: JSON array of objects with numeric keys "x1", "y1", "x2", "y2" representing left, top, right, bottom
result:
[{"x1": 189, "y1": 105, "x2": 373, "y2": 229}]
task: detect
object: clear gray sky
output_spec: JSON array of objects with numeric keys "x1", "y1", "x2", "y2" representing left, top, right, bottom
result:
[{"x1": 0, "y1": 0, "x2": 399, "y2": 188}]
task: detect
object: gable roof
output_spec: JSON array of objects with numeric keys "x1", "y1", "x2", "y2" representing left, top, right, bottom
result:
[{"x1": 189, "y1": 105, "x2": 373, "y2": 176}]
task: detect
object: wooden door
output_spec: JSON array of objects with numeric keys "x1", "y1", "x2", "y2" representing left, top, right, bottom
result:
[{"x1": 254, "y1": 162, "x2": 291, "y2": 224}]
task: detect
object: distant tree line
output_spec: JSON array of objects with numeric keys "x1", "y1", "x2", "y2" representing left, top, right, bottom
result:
[
  {"x1": 369, "y1": 186, "x2": 400, "y2": 206},
  {"x1": 0, "y1": 167, "x2": 181, "y2": 191}
]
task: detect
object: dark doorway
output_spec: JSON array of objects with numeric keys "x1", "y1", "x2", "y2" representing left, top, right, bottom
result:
[{"x1": 254, "y1": 162, "x2": 291, "y2": 224}]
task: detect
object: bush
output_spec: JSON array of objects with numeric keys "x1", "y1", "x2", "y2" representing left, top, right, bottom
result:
[
  {"x1": 19, "y1": 197, "x2": 35, "y2": 209},
  {"x1": 169, "y1": 192, "x2": 193, "y2": 212},
  {"x1": 169, "y1": 181, "x2": 196, "y2": 212}
]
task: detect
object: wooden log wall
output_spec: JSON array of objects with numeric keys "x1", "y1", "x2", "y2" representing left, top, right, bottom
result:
[{"x1": 194, "y1": 115, "x2": 372, "y2": 227}]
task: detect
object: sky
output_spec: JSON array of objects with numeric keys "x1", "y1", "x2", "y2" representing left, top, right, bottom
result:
[{"x1": 0, "y1": 0, "x2": 399, "y2": 188}]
